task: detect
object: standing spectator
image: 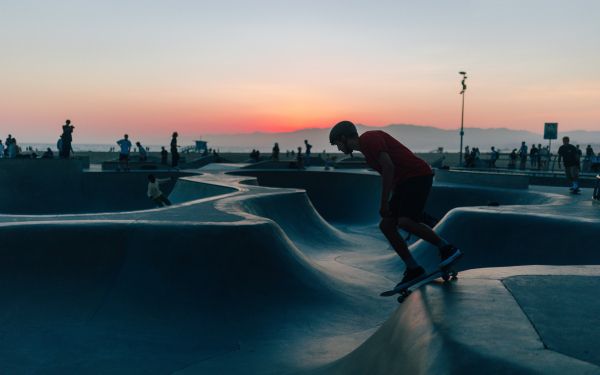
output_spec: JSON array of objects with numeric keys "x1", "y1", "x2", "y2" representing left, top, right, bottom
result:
[
  {"x1": 519, "y1": 141, "x2": 528, "y2": 170},
  {"x1": 4, "y1": 135, "x2": 12, "y2": 158},
  {"x1": 539, "y1": 146, "x2": 550, "y2": 170},
  {"x1": 558, "y1": 136, "x2": 581, "y2": 193},
  {"x1": 508, "y1": 149, "x2": 517, "y2": 169},
  {"x1": 536, "y1": 144, "x2": 543, "y2": 169},
  {"x1": 60, "y1": 119, "x2": 75, "y2": 158},
  {"x1": 272, "y1": 143, "x2": 280, "y2": 161},
  {"x1": 0, "y1": 140, "x2": 3, "y2": 158},
  {"x1": 576, "y1": 145, "x2": 583, "y2": 169},
  {"x1": 136, "y1": 141, "x2": 147, "y2": 161},
  {"x1": 586, "y1": 145, "x2": 595, "y2": 158},
  {"x1": 304, "y1": 139, "x2": 312, "y2": 167},
  {"x1": 296, "y1": 146, "x2": 304, "y2": 169},
  {"x1": 8, "y1": 137, "x2": 17, "y2": 158},
  {"x1": 161, "y1": 146, "x2": 168, "y2": 165},
  {"x1": 116, "y1": 134, "x2": 132, "y2": 171},
  {"x1": 529, "y1": 144, "x2": 538, "y2": 168},
  {"x1": 490, "y1": 146, "x2": 499, "y2": 168},
  {"x1": 464, "y1": 146, "x2": 470, "y2": 166},
  {"x1": 170, "y1": 132, "x2": 180, "y2": 168}
]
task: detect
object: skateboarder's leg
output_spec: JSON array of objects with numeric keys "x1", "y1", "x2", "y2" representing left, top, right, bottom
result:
[
  {"x1": 397, "y1": 217, "x2": 443, "y2": 245},
  {"x1": 379, "y1": 217, "x2": 418, "y2": 268}
]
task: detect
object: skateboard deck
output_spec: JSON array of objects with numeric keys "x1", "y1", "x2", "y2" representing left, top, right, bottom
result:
[{"x1": 380, "y1": 264, "x2": 459, "y2": 303}]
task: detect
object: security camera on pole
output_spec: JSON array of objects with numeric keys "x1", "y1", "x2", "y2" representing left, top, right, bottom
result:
[{"x1": 458, "y1": 71, "x2": 467, "y2": 167}]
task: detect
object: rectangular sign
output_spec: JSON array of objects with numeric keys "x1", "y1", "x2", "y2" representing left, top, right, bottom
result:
[{"x1": 544, "y1": 123, "x2": 558, "y2": 140}]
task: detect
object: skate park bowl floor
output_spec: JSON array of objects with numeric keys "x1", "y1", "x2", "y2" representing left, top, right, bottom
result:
[
  {"x1": 2, "y1": 165, "x2": 600, "y2": 374},
  {"x1": 0, "y1": 171, "x2": 236, "y2": 215}
]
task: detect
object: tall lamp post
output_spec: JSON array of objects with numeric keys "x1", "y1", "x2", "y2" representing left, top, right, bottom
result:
[{"x1": 459, "y1": 71, "x2": 467, "y2": 166}]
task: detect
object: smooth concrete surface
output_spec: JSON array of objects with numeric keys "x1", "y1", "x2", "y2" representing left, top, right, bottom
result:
[
  {"x1": 0, "y1": 165, "x2": 599, "y2": 373},
  {"x1": 503, "y1": 275, "x2": 600, "y2": 367},
  {"x1": 434, "y1": 168, "x2": 531, "y2": 189}
]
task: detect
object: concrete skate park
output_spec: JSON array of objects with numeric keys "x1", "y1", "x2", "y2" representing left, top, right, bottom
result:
[{"x1": 1, "y1": 159, "x2": 600, "y2": 374}]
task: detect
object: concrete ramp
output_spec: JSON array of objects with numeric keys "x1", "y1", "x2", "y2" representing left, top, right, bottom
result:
[
  {"x1": 409, "y1": 207, "x2": 600, "y2": 274},
  {"x1": 312, "y1": 266, "x2": 600, "y2": 375},
  {"x1": 0, "y1": 220, "x2": 355, "y2": 373}
]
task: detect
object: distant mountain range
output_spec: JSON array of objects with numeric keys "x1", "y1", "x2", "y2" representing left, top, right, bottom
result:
[{"x1": 203, "y1": 124, "x2": 600, "y2": 153}]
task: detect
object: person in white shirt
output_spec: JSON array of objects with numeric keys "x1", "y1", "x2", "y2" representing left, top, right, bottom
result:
[
  {"x1": 116, "y1": 134, "x2": 132, "y2": 171},
  {"x1": 147, "y1": 174, "x2": 172, "y2": 206}
]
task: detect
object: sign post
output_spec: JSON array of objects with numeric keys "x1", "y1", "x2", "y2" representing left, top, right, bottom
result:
[
  {"x1": 544, "y1": 122, "x2": 558, "y2": 153},
  {"x1": 544, "y1": 123, "x2": 558, "y2": 170}
]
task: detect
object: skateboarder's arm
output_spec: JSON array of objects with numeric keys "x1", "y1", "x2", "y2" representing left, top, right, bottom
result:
[{"x1": 378, "y1": 152, "x2": 395, "y2": 216}]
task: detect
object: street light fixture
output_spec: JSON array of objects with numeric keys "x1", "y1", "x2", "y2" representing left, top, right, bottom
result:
[{"x1": 459, "y1": 71, "x2": 467, "y2": 166}]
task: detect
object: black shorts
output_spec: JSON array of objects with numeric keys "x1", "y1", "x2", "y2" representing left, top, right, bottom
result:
[
  {"x1": 389, "y1": 174, "x2": 433, "y2": 221},
  {"x1": 119, "y1": 153, "x2": 129, "y2": 161}
]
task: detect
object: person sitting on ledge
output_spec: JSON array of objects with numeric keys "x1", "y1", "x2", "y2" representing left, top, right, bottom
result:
[
  {"x1": 328, "y1": 120, "x2": 462, "y2": 289},
  {"x1": 42, "y1": 148, "x2": 54, "y2": 159}
]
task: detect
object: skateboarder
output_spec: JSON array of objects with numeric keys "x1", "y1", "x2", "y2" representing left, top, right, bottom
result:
[
  {"x1": 147, "y1": 174, "x2": 172, "y2": 207},
  {"x1": 557, "y1": 136, "x2": 581, "y2": 193},
  {"x1": 329, "y1": 121, "x2": 461, "y2": 289}
]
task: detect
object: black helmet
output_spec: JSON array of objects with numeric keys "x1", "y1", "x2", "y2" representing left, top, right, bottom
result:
[{"x1": 329, "y1": 121, "x2": 358, "y2": 145}]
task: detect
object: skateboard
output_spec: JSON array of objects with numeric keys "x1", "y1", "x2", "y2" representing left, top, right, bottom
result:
[{"x1": 380, "y1": 264, "x2": 459, "y2": 303}]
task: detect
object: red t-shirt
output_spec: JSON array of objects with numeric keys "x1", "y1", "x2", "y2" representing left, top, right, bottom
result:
[{"x1": 358, "y1": 130, "x2": 432, "y2": 184}]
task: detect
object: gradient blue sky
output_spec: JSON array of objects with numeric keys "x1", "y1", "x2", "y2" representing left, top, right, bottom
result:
[{"x1": 1, "y1": 0, "x2": 598, "y2": 143}]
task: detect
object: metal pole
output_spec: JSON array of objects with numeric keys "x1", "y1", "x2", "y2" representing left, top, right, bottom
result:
[{"x1": 459, "y1": 91, "x2": 465, "y2": 166}]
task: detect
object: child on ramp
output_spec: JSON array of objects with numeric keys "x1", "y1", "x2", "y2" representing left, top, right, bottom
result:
[{"x1": 328, "y1": 121, "x2": 462, "y2": 289}]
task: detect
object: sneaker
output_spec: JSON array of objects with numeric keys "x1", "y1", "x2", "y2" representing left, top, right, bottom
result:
[
  {"x1": 439, "y1": 245, "x2": 462, "y2": 268},
  {"x1": 395, "y1": 266, "x2": 426, "y2": 290}
]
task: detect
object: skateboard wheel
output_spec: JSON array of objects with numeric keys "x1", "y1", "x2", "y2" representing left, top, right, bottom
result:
[{"x1": 442, "y1": 274, "x2": 450, "y2": 282}]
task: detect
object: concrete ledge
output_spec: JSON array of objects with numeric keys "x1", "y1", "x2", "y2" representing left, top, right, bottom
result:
[{"x1": 435, "y1": 168, "x2": 530, "y2": 189}]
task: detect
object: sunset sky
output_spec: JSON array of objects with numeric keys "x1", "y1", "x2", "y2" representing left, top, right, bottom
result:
[{"x1": 1, "y1": 0, "x2": 599, "y2": 144}]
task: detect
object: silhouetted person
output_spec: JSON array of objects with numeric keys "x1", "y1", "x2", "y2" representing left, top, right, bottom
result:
[
  {"x1": 304, "y1": 139, "x2": 312, "y2": 166},
  {"x1": 530, "y1": 144, "x2": 538, "y2": 168},
  {"x1": 4, "y1": 135, "x2": 12, "y2": 157},
  {"x1": 147, "y1": 174, "x2": 172, "y2": 207},
  {"x1": 328, "y1": 120, "x2": 461, "y2": 289},
  {"x1": 161, "y1": 146, "x2": 168, "y2": 164},
  {"x1": 60, "y1": 119, "x2": 74, "y2": 158},
  {"x1": 272, "y1": 142, "x2": 280, "y2": 161},
  {"x1": 508, "y1": 149, "x2": 517, "y2": 168},
  {"x1": 558, "y1": 136, "x2": 580, "y2": 193},
  {"x1": 170, "y1": 132, "x2": 180, "y2": 168},
  {"x1": 519, "y1": 141, "x2": 528, "y2": 170},
  {"x1": 490, "y1": 146, "x2": 499, "y2": 167},
  {"x1": 8, "y1": 137, "x2": 17, "y2": 158},
  {"x1": 586, "y1": 145, "x2": 595, "y2": 158},
  {"x1": 136, "y1": 141, "x2": 147, "y2": 161},
  {"x1": 117, "y1": 134, "x2": 132, "y2": 171},
  {"x1": 42, "y1": 148, "x2": 54, "y2": 159},
  {"x1": 296, "y1": 146, "x2": 304, "y2": 169}
]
